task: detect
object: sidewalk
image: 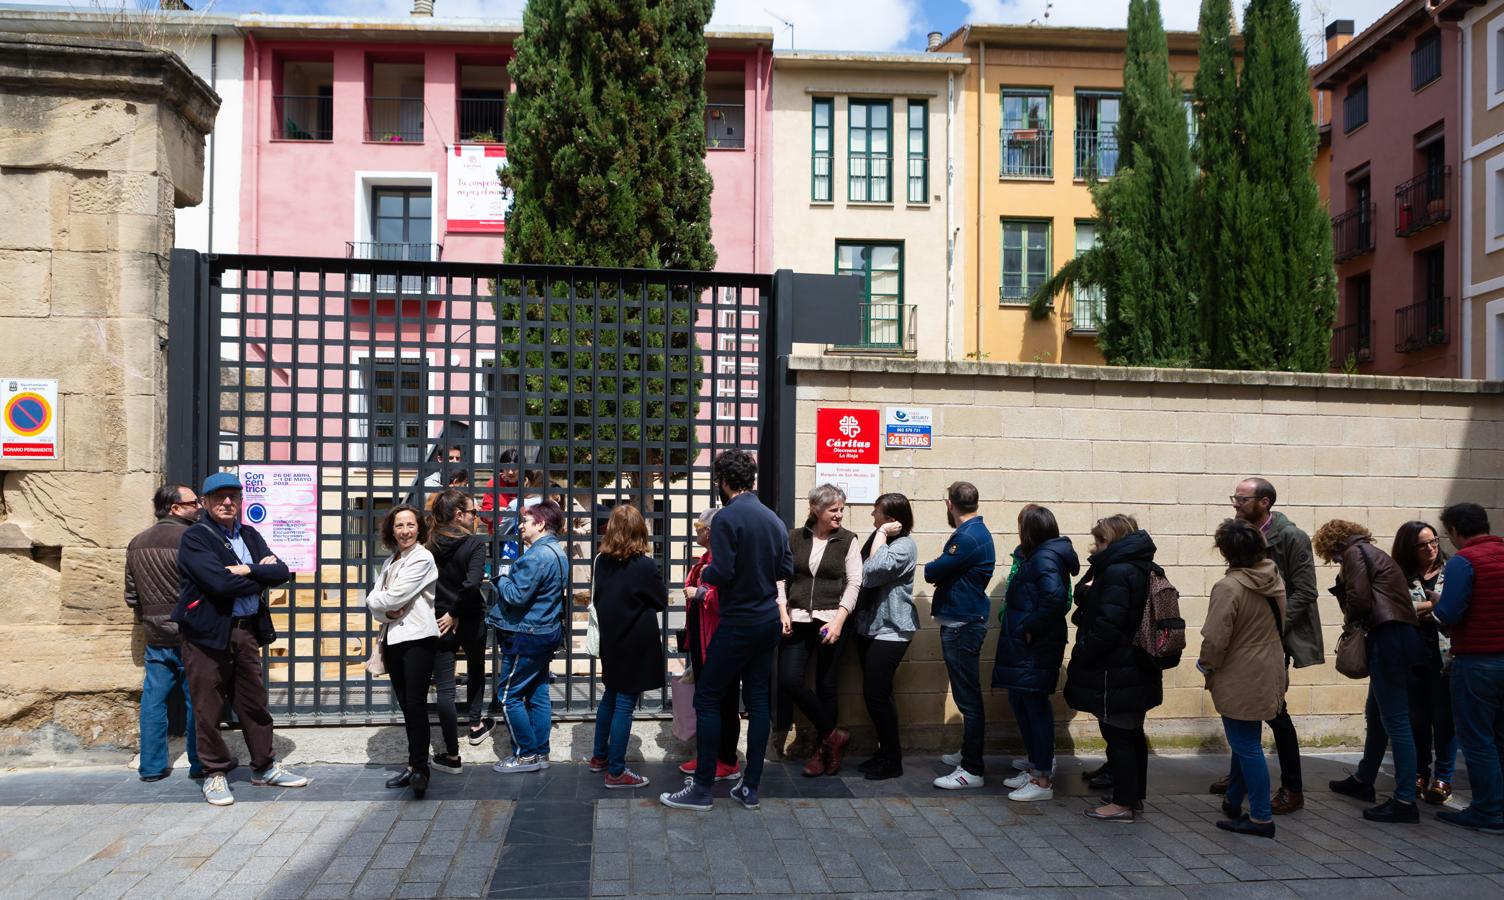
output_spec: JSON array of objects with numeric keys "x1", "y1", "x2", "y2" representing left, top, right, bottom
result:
[{"x1": 0, "y1": 751, "x2": 1498, "y2": 899}]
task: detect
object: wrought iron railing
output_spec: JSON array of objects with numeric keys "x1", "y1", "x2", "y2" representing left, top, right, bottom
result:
[
  {"x1": 812, "y1": 151, "x2": 832, "y2": 201},
  {"x1": 456, "y1": 97, "x2": 505, "y2": 143},
  {"x1": 1330, "y1": 320, "x2": 1374, "y2": 368},
  {"x1": 365, "y1": 96, "x2": 424, "y2": 142},
  {"x1": 1343, "y1": 86, "x2": 1368, "y2": 133},
  {"x1": 272, "y1": 94, "x2": 333, "y2": 140},
  {"x1": 1000, "y1": 128, "x2": 1052, "y2": 178},
  {"x1": 848, "y1": 153, "x2": 892, "y2": 202},
  {"x1": 830, "y1": 303, "x2": 916, "y2": 353},
  {"x1": 907, "y1": 155, "x2": 928, "y2": 203},
  {"x1": 346, "y1": 242, "x2": 442, "y2": 294},
  {"x1": 1075, "y1": 129, "x2": 1119, "y2": 179},
  {"x1": 1412, "y1": 33, "x2": 1442, "y2": 90},
  {"x1": 705, "y1": 103, "x2": 744, "y2": 149},
  {"x1": 1069, "y1": 287, "x2": 1106, "y2": 334},
  {"x1": 1331, "y1": 204, "x2": 1375, "y2": 262},
  {"x1": 1395, "y1": 166, "x2": 1450, "y2": 237},
  {"x1": 1395, "y1": 297, "x2": 1449, "y2": 353}
]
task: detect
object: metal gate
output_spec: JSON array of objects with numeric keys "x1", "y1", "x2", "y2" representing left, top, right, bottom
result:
[{"x1": 165, "y1": 250, "x2": 805, "y2": 724}]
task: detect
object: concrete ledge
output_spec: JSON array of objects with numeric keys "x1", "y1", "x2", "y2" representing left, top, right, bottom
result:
[{"x1": 789, "y1": 354, "x2": 1504, "y2": 394}]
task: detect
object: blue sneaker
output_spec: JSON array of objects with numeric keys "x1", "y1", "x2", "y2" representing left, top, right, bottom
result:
[
  {"x1": 1437, "y1": 808, "x2": 1504, "y2": 834},
  {"x1": 731, "y1": 779, "x2": 759, "y2": 810},
  {"x1": 659, "y1": 777, "x2": 714, "y2": 811}
]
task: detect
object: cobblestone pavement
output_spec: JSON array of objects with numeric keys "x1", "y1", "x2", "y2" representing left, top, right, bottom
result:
[{"x1": 0, "y1": 753, "x2": 1499, "y2": 899}]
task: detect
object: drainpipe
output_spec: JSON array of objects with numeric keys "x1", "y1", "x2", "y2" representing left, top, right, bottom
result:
[
  {"x1": 1429, "y1": 0, "x2": 1466, "y2": 376},
  {"x1": 248, "y1": 30, "x2": 260, "y2": 254},
  {"x1": 207, "y1": 31, "x2": 217, "y2": 253},
  {"x1": 945, "y1": 69, "x2": 956, "y2": 362},
  {"x1": 754, "y1": 45, "x2": 763, "y2": 272},
  {"x1": 975, "y1": 38, "x2": 985, "y2": 360}
]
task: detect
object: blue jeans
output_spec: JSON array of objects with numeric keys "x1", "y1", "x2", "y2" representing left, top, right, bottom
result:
[
  {"x1": 496, "y1": 652, "x2": 552, "y2": 758},
  {"x1": 592, "y1": 689, "x2": 639, "y2": 776},
  {"x1": 1355, "y1": 653, "x2": 1418, "y2": 803},
  {"x1": 1222, "y1": 716, "x2": 1272, "y2": 821},
  {"x1": 695, "y1": 619, "x2": 779, "y2": 790},
  {"x1": 941, "y1": 622, "x2": 988, "y2": 776},
  {"x1": 139, "y1": 645, "x2": 200, "y2": 778},
  {"x1": 1451, "y1": 653, "x2": 1504, "y2": 824},
  {"x1": 1007, "y1": 690, "x2": 1053, "y2": 775}
]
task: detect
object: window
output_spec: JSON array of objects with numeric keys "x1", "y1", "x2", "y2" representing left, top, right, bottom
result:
[
  {"x1": 349, "y1": 188, "x2": 434, "y2": 293},
  {"x1": 1000, "y1": 90, "x2": 1051, "y2": 178},
  {"x1": 705, "y1": 69, "x2": 745, "y2": 149},
  {"x1": 812, "y1": 98, "x2": 833, "y2": 201},
  {"x1": 836, "y1": 242, "x2": 904, "y2": 348},
  {"x1": 1412, "y1": 29, "x2": 1442, "y2": 91},
  {"x1": 355, "y1": 357, "x2": 429, "y2": 465},
  {"x1": 457, "y1": 62, "x2": 508, "y2": 143},
  {"x1": 848, "y1": 100, "x2": 892, "y2": 202},
  {"x1": 1343, "y1": 79, "x2": 1368, "y2": 133},
  {"x1": 1183, "y1": 92, "x2": 1198, "y2": 149},
  {"x1": 273, "y1": 57, "x2": 333, "y2": 140},
  {"x1": 1000, "y1": 219, "x2": 1050, "y2": 304},
  {"x1": 367, "y1": 60, "x2": 425, "y2": 142},
  {"x1": 1071, "y1": 221, "x2": 1104, "y2": 333},
  {"x1": 1488, "y1": 152, "x2": 1504, "y2": 252},
  {"x1": 1075, "y1": 91, "x2": 1121, "y2": 179},
  {"x1": 907, "y1": 100, "x2": 928, "y2": 204}
]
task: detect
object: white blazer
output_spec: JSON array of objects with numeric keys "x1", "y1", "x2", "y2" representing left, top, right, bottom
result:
[{"x1": 366, "y1": 543, "x2": 440, "y2": 645}]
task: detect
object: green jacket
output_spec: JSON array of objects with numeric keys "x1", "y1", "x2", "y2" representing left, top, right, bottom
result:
[{"x1": 1266, "y1": 511, "x2": 1323, "y2": 667}]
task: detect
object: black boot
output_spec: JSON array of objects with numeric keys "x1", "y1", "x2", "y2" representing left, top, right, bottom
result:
[
  {"x1": 1362, "y1": 798, "x2": 1419, "y2": 824},
  {"x1": 1216, "y1": 814, "x2": 1276, "y2": 838},
  {"x1": 1328, "y1": 774, "x2": 1376, "y2": 802},
  {"x1": 411, "y1": 767, "x2": 430, "y2": 800},
  {"x1": 385, "y1": 768, "x2": 413, "y2": 789}
]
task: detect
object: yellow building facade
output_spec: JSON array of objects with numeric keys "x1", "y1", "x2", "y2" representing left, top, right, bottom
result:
[{"x1": 937, "y1": 25, "x2": 1202, "y2": 364}]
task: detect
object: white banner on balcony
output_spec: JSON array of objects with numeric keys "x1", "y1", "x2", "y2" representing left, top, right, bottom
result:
[{"x1": 447, "y1": 144, "x2": 511, "y2": 233}]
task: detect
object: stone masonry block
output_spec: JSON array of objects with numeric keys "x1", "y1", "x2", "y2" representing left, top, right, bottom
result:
[
  {"x1": 0, "y1": 168, "x2": 62, "y2": 251},
  {"x1": 0, "y1": 549, "x2": 62, "y2": 623},
  {"x1": 1176, "y1": 412, "x2": 1236, "y2": 444},
  {"x1": 1093, "y1": 381, "x2": 1154, "y2": 409},
  {"x1": 1027, "y1": 439, "x2": 1090, "y2": 472},
  {"x1": 1119, "y1": 410, "x2": 1179, "y2": 442},
  {"x1": 1148, "y1": 443, "x2": 1205, "y2": 474},
  {"x1": 944, "y1": 405, "x2": 1004, "y2": 437},
  {"x1": 913, "y1": 373, "x2": 970, "y2": 405},
  {"x1": 999, "y1": 406, "x2": 1063, "y2": 439},
  {"x1": 0, "y1": 249, "x2": 51, "y2": 316},
  {"x1": 973, "y1": 375, "x2": 1036, "y2": 407},
  {"x1": 60, "y1": 393, "x2": 127, "y2": 473},
  {"x1": 0, "y1": 95, "x2": 160, "y2": 173},
  {"x1": 0, "y1": 316, "x2": 161, "y2": 397},
  {"x1": 1092, "y1": 439, "x2": 1148, "y2": 473},
  {"x1": 58, "y1": 547, "x2": 130, "y2": 626},
  {"x1": 2, "y1": 471, "x2": 158, "y2": 549}
]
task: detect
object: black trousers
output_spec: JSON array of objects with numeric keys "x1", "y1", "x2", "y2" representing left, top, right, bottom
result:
[
  {"x1": 776, "y1": 619, "x2": 846, "y2": 738},
  {"x1": 688, "y1": 602, "x2": 741, "y2": 765},
  {"x1": 433, "y1": 614, "x2": 489, "y2": 756},
  {"x1": 856, "y1": 635, "x2": 909, "y2": 763},
  {"x1": 1099, "y1": 718, "x2": 1148, "y2": 807},
  {"x1": 385, "y1": 636, "x2": 438, "y2": 773}
]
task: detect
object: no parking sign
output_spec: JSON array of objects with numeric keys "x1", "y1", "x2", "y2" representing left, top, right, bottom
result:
[{"x1": 1, "y1": 378, "x2": 58, "y2": 460}]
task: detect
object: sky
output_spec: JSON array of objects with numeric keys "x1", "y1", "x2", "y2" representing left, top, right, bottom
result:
[{"x1": 22, "y1": 0, "x2": 1403, "y2": 59}]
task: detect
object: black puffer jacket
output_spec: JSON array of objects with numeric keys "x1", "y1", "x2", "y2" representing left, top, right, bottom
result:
[
  {"x1": 991, "y1": 537, "x2": 1079, "y2": 694},
  {"x1": 431, "y1": 532, "x2": 488, "y2": 622},
  {"x1": 1063, "y1": 530, "x2": 1164, "y2": 718}
]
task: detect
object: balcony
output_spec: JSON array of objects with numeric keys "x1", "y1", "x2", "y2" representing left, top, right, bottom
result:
[
  {"x1": 457, "y1": 97, "x2": 505, "y2": 143},
  {"x1": 830, "y1": 303, "x2": 916, "y2": 354},
  {"x1": 1068, "y1": 288, "x2": 1105, "y2": 334},
  {"x1": 1000, "y1": 128, "x2": 1052, "y2": 179},
  {"x1": 366, "y1": 97, "x2": 424, "y2": 143},
  {"x1": 1074, "y1": 129, "x2": 1119, "y2": 180},
  {"x1": 1329, "y1": 320, "x2": 1374, "y2": 368},
  {"x1": 1394, "y1": 167, "x2": 1450, "y2": 236},
  {"x1": 272, "y1": 94, "x2": 332, "y2": 140},
  {"x1": 705, "y1": 103, "x2": 744, "y2": 149},
  {"x1": 1331, "y1": 204, "x2": 1375, "y2": 262},
  {"x1": 848, "y1": 153, "x2": 892, "y2": 202},
  {"x1": 1395, "y1": 297, "x2": 1449, "y2": 353},
  {"x1": 347, "y1": 241, "x2": 442, "y2": 294}
]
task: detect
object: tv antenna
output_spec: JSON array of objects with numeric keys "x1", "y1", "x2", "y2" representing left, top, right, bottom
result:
[
  {"x1": 765, "y1": 8, "x2": 794, "y2": 48},
  {"x1": 1028, "y1": 1, "x2": 1053, "y2": 25}
]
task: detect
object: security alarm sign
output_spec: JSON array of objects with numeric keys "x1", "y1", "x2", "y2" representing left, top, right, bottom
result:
[{"x1": 814, "y1": 407, "x2": 880, "y2": 503}]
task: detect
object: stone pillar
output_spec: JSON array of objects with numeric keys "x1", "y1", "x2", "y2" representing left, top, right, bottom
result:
[{"x1": 0, "y1": 35, "x2": 217, "y2": 762}]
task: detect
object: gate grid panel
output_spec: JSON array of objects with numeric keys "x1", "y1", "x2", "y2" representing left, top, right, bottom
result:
[{"x1": 193, "y1": 253, "x2": 773, "y2": 724}]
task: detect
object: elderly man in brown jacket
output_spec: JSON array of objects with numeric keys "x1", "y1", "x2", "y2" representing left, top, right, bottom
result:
[
  {"x1": 1200, "y1": 519, "x2": 1288, "y2": 838},
  {"x1": 125, "y1": 483, "x2": 203, "y2": 782}
]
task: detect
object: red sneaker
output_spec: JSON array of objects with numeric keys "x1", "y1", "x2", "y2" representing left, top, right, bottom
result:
[
  {"x1": 678, "y1": 758, "x2": 697, "y2": 775},
  {"x1": 603, "y1": 769, "x2": 649, "y2": 789},
  {"x1": 586, "y1": 755, "x2": 608, "y2": 773},
  {"x1": 714, "y1": 760, "x2": 742, "y2": 781}
]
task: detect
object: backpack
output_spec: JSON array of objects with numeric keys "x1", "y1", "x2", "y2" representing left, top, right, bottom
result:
[{"x1": 1133, "y1": 567, "x2": 1185, "y2": 669}]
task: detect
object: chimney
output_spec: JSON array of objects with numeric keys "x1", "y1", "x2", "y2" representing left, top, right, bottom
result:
[
  {"x1": 927, "y1": 31, "x2": 943, "y2": 51},
  {"x1": 1326, "y1": 19, "x2": 1354, "y2": 59},
  {"x1": 412, "y1": 0, "x2": 434, "y2": 16}
]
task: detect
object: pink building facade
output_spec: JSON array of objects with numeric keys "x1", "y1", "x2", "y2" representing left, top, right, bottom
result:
[{"x1": 1315, "y1": 2, "x2": 1485, "y2": 377}]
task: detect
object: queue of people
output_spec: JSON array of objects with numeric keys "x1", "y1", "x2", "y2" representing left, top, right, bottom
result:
[{"x1": 127, "y1": 462, "x2": 1504, "y2": 837}]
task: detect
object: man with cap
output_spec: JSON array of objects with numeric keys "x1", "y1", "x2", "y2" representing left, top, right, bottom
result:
[{"x1": 173, "y1": 472, "x2": 308, "y2": 806}]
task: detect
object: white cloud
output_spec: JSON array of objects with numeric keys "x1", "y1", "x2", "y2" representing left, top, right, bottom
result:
[{"x1": 710, "y1": 0, "x2": 926, "y2": 52}]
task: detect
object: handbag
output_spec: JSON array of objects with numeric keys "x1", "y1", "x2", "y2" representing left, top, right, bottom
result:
[
  {"x1": 1335, "y1": 544, "x2": 1380, "y2": 680},
  {"x1": 365, "y1": 623, "x2": 389, "y2": 677},
  {"x1": 584, "y1": 555, "x2": 602, "y2": 658},
  {"x1": 671, "y1": 672, "x2": 697, "y2": 742}
]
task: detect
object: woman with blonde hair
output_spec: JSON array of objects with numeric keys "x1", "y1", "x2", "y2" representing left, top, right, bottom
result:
[
  {"x1": 1315, "y1": 519, "x2": 1426, "y2": 824},
  {"x1": 584, "y1": 504, "x2": 667, "y2": 789}
]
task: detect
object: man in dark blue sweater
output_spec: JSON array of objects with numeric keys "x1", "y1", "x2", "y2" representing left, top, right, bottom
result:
[
  {"x1": 923, "y1": 481, "x2": 996, "y2": 789},
  {"x1": 662, "y1": 449, "x2": 793, "y2": 812}
]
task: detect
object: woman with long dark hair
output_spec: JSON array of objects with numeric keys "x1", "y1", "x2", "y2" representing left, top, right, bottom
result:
[
  {"x1": 852, "y1": 493, "x2": 918, "y2": 780},
  {"x1": 366, "y1": 505, "x2": 440, "y2": 799},
  {"x1": 992, "y1": 504, "x2": 1078, "y2": 802},
  {"x1": 426, "y1": 489, "x2": 490, "y2": 773},
  {"x1": 1392, "y1": 520, "x2": 1454, "y2": 805}
]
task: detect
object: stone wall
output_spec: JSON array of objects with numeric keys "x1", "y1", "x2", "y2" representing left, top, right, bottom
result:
[
  {"x1": 791, "y1": 356, "x2": 1504, "y2": 754},
  {"x1": 0, "y1": 35, "x2": 216, "y2": 761}
]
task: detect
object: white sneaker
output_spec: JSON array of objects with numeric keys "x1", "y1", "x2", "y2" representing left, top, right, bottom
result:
[
  {"x1": 1008, "y1": 780, "x2": 1054, "y2": 802},
  {"x1": 1003, "y1": 771, "x2": 1032, "y2": 790},
  {"x1": 933, "y1": 767, "x2": 984, "y2": 790},
  {"x1": 202, "y1": 774, "x2": 234, "y2": 806},
  {"x1": 941, "y1": 751, "x2": 963, "y2": 767},
  {"x1": 492, "y1": 754, "x2": 544, "y2": 774}
]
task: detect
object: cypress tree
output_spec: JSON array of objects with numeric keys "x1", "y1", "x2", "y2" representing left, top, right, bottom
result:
[
  {"x1": 1191, "y1": 0, "x2": 1243, "y2": 366},
  {"x1": 502, "y1": 0, "x2": 716, "y2": 269},
  {"x1": 1225, "y1": 0, "x2": 1336, "y2": 370}
]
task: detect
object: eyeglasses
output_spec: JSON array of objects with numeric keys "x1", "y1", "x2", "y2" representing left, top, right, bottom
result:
[
  {"x1": 1229, "y1": 495, "x2": 1258, "y2": 505},
  {"x1": 1419, "y1": 539, "x2": 1440, "y2": 548},
  {"x1": 459, "y1": 508, "x2": 476, "y2": 517},
  {"x1": 174, "y1": 497, "x2": 201, "y2": 508}
]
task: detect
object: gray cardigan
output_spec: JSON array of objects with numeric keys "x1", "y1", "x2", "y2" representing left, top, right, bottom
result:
[{"x1": 854, "y1": 534, "x2": 919, "y2": 639}]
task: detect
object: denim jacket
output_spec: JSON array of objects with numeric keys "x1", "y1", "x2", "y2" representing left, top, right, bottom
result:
[{"x1": 486, "y1": 534, "x2": 569, "y2": 635}]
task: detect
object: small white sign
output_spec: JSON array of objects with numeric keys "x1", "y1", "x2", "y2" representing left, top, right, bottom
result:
[
  {"x1": 1, "y1": 377, "x2": 59, "y2": 460},
  {"x1": 884, "y1": 406, "x2": 933, "y2": 450},
  {"x1": 813, "y1": 462, "x2": 881, "y2": 504},
  {"x1": 240, "y1": 465, "x2": 319, "y2": 574}
]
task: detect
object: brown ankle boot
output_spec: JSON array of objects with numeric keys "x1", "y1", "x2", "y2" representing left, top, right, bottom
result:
[
  {"x1": 1270, "y1": 787, "x2": 1304, "y2": 815},
  {"x1": 802, "y1": 739, "x2": 830, "y2": 777},
  {"x1": 822, "y1": 728, "x2": 851, "y2": 776}
]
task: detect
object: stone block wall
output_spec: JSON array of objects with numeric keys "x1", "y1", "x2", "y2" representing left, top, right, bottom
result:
[
  {"x1": 791, "y1": 356, "x2": 1504, "y2": 754},
  {"x1": 0, "y1": 35, "x2": 216, "y2": 761}
]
